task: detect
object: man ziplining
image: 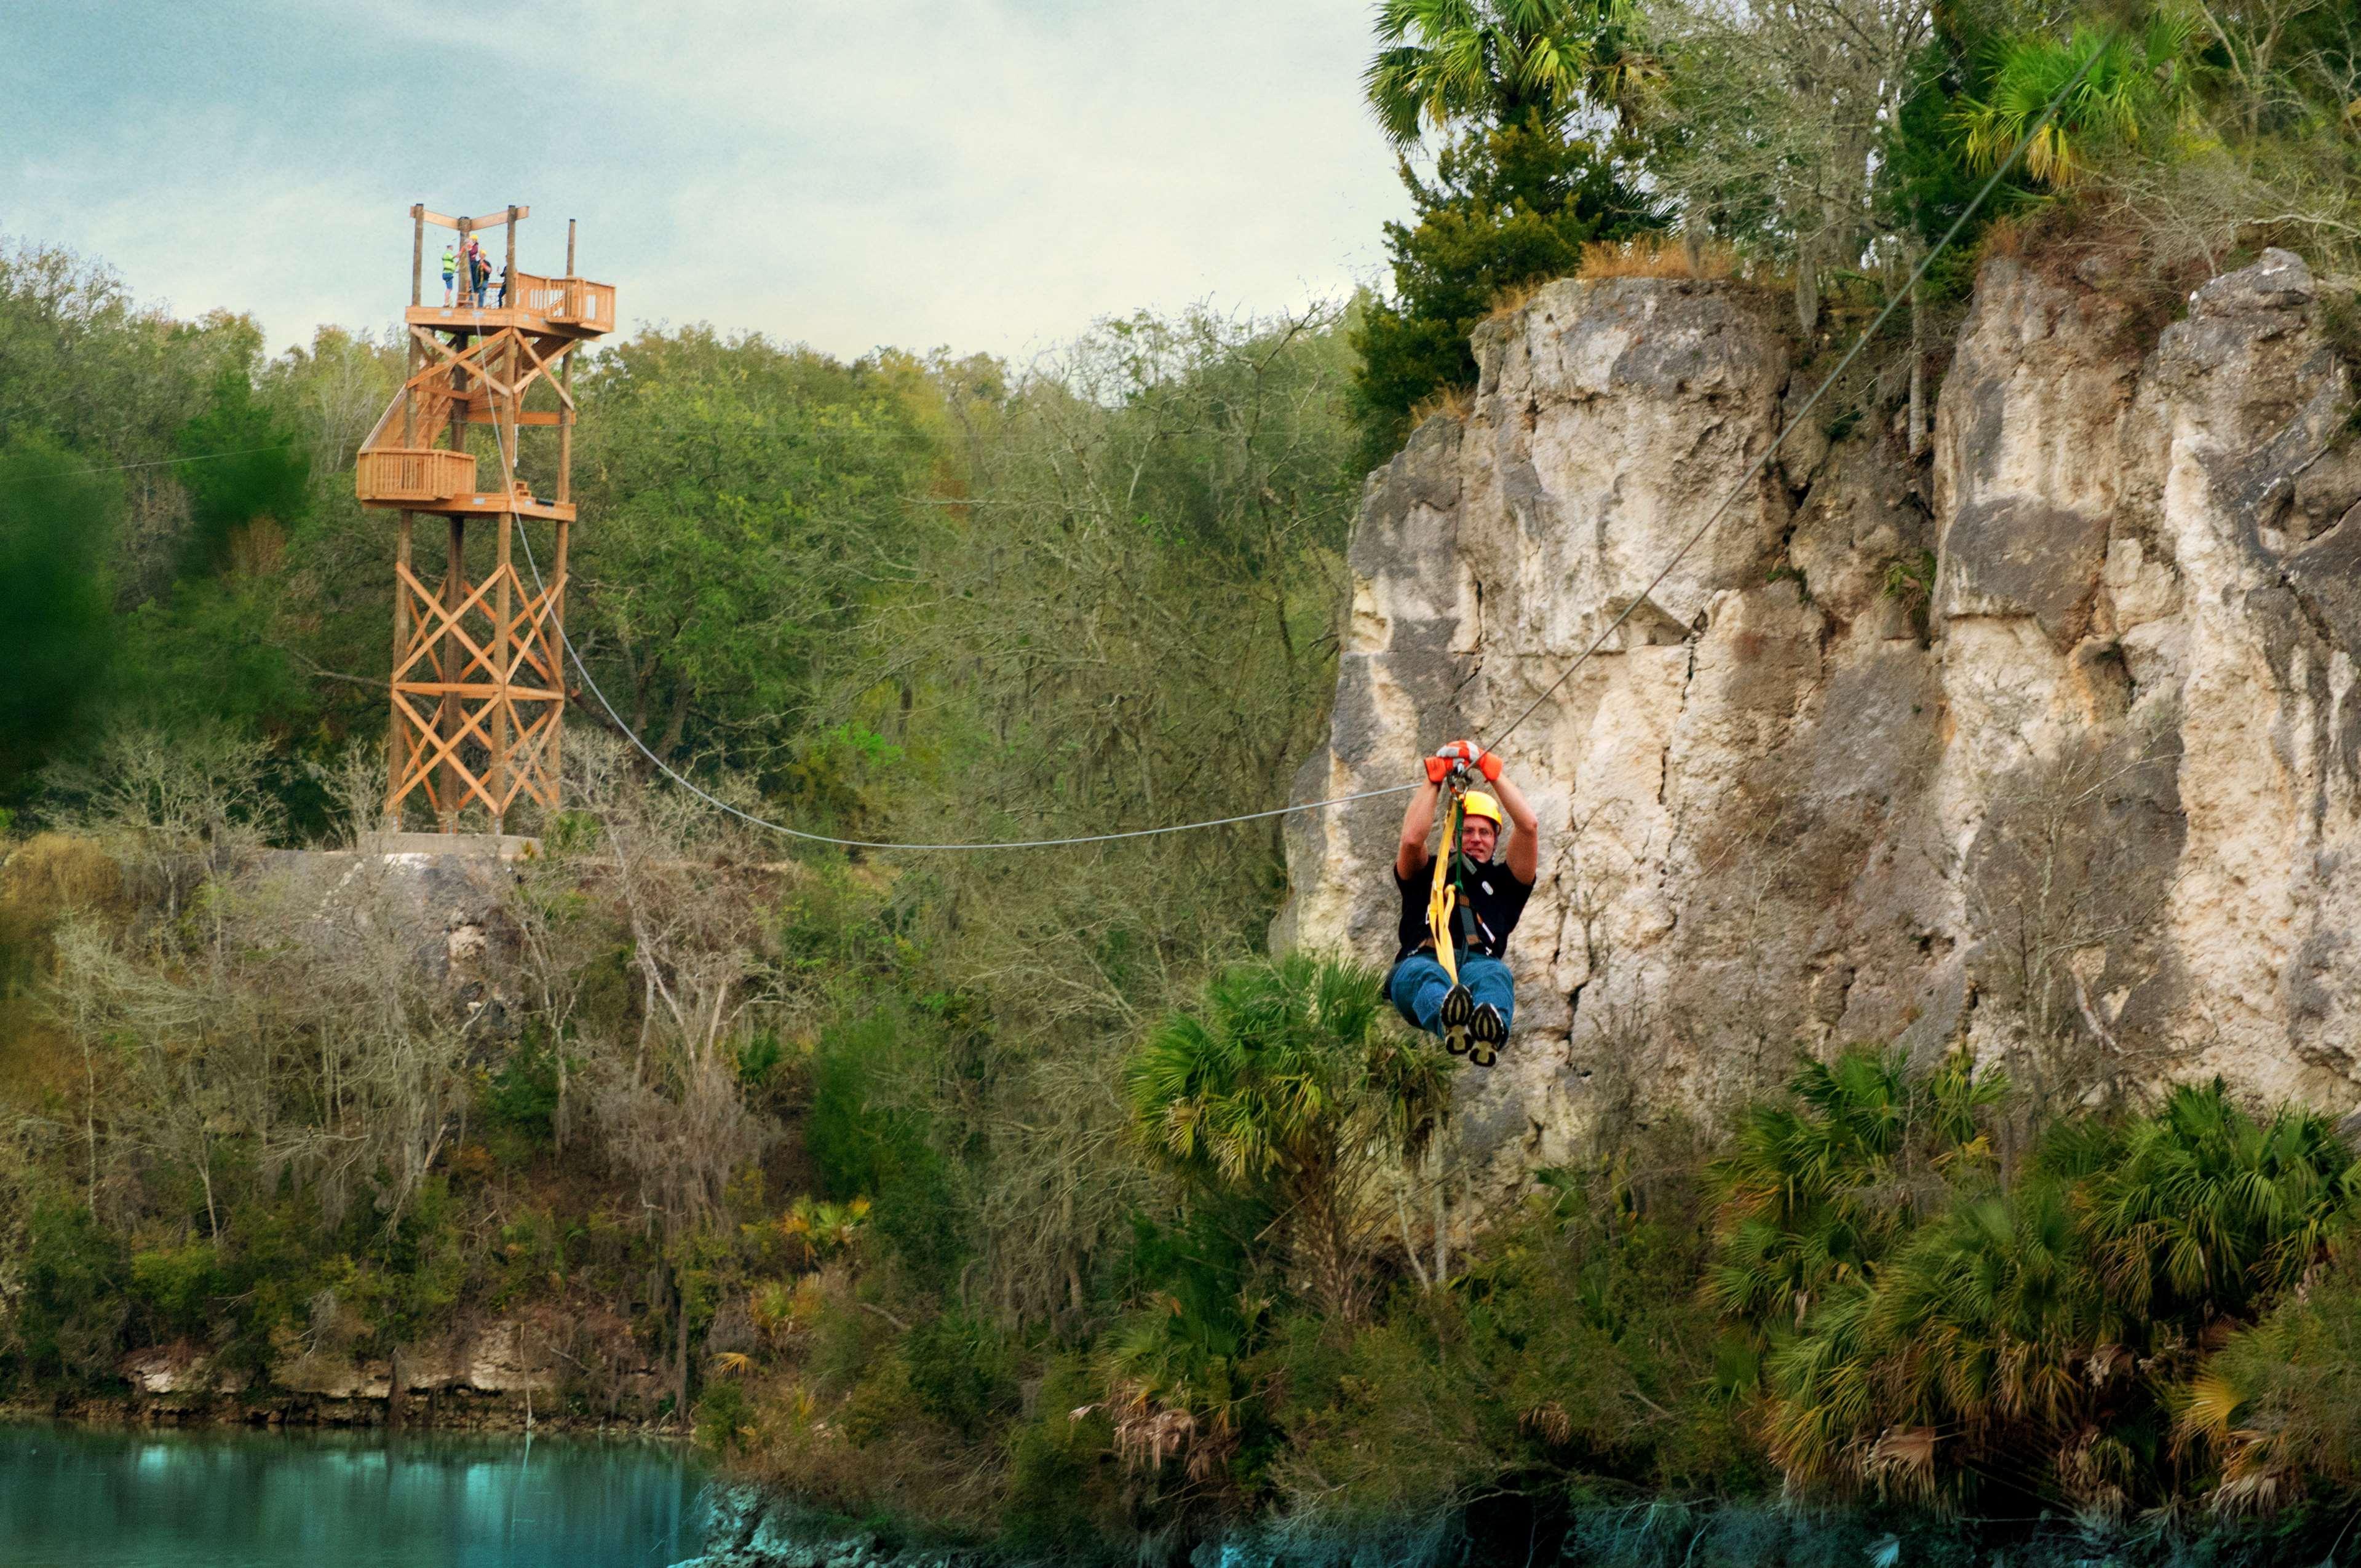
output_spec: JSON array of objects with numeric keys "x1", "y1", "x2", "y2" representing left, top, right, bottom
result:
[{"x1": 1387, "y1": 740, "x2": 1540, "y2": 1065}]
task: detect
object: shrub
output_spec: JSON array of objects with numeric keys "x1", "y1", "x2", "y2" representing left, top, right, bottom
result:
[
  {"x1": 15, "y1": 1198, "x2": 129, "y2": 1389},
  {"x1": 903, "y1": 1312, "x2": 1018, "y2": 1438},
  {"x1": 128, "y1": 1242, "x2": 221, "y2": 1337}
]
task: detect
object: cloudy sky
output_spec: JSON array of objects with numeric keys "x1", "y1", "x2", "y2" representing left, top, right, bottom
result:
[{"x1": 4, "y1": 1, "x2": 1411, "y2": 363}]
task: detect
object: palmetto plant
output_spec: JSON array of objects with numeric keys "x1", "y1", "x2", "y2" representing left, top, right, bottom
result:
[
  {"x1": 1753, "y1": 1075, "x2": 2355, "y2": 1513},
  {"x1": 778, "y1": 1195, "x2": 870, "y2": 1270},
  {"x1": 1957, "y1": 17, "x2": 2202, "y2": 188},
  {"x1": 1102, "y1": 1285, "x2": 1271, "y2": 1483},
  {"x1": 1124, "y1": 952, "x2": 1450, "y2": 1322},
  {"x1": 1708, "y1": 1047, "x2": 2002, "y2": 1333},
  {"x1": 1764, "y1": 1179, "x2": 2124, "y2": 1510},
  {"x1": 1365, "y1": 0, "x2": 1638, "y2": 147},
  {"x1": 2077, "y1": 1079, "x2": 2356, "y2": 1323}
]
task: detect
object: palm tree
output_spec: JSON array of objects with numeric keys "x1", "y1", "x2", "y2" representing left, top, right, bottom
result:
[
  {"x1": 1124, "y1": 951, "x2": 1450, "y2": 1321},
  {"x1": 1755, "y1": 1078, "x2": 2356, "y2": 1515},
  {"x1": 1364, "y1": 0, "x2": 1637, "y2": 148},
  {"x1": 2077, "y1": 1079, "x2": 2355, "y2": 1324},
  {"x1": 1956, "y1": 17, "x2": 2199, "y2": 189},
  {"x1": 1102, "y1": 1283, "x2": 1270, "y2": 1483},
  {"x1": 1707, "y1": 1046, "x2": 2002, "y2": 1334},
  {"x1": 1763, "y1": 1178, "x2": 2125, "y2": 1513}
]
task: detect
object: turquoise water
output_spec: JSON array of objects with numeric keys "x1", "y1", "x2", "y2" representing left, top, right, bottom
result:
[{"x1": 0, "y1": 1422, "x2": 708, "y2": 1567}]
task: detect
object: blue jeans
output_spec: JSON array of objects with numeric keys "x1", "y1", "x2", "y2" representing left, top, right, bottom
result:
[{"x1": 1388, "y1": 952, "x2": 1514, "y2": 1036}]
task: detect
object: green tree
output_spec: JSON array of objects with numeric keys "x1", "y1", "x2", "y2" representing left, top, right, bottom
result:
[
  {"x1": 879, "y1": 307, "x2": 1365, "y2": 1331},
  {"x1": 172, "y1": 366, "x2": 311, "y2": 579},
  {"x1": 1349, "y1": 122, "x2": 1657, "y2": 467},
  {"x1": 1124, "y1": 952, "x2": 1448, "y2": 1322},
  {"x1": 1957, "y1": 17, "x2": 2203, "y2": 189},
  {"x1": 569, "y1": 328, "x2": 935, "y2": 774},
  {"x1": 0, "y1": 437, "x2": 119, "y2": 793},
  {"x1": 1365, "y1": 0, "x2": 1637, "y2": 146}
]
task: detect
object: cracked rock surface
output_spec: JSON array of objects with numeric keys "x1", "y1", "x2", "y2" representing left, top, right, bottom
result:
[{"x1": 1277, "y1": 253, "x2": 2361, "y2": 1196}]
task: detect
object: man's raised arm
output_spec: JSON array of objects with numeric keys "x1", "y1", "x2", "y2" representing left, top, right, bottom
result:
[
  {"x1": 1396, "y1": 766, "x2": 1442, "y2": 882},
  {"x1": 1490, "y1": 767, "x2": 1541, "y2": 884}
]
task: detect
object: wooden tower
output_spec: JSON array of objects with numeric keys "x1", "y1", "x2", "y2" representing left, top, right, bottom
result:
[{"x1": 355, "y1": 204, "x2": 614, "y2": 832}]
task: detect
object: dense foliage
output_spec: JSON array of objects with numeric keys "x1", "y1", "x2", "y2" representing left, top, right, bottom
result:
[
  {"x1": 1350, "y1": 0, "x2": 2361, "y2": 446},
  {"x1": 4, "y1": 1, "x2": 2361, "y2": 1562}
]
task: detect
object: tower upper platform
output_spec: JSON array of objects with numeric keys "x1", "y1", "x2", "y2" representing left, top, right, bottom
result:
[
  {"x1": 355, "y1": 205, "x2": 613, "y2": 518},
  {"x1": 407, "y1": 269, "x2": 616, "y2": 338}
]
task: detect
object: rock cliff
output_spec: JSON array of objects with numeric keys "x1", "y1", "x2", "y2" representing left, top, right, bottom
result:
[{"x1": 1279, "y1": 250, "x2": 2361, "y2": 1191}]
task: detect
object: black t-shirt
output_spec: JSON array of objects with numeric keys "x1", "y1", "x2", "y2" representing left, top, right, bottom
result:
[{"x1": 1392, "y1": 853, "x2": 1534, "y2": 964}]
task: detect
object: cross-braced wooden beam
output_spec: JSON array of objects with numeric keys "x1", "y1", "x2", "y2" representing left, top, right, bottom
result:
[{"x1": 383, "y1": 516, "x2": 573, "y2": 829}]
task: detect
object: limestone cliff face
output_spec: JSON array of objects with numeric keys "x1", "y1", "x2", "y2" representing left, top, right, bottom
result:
[{"x1": 1279, "y1": 250, "x2": 2361, "y2": 1188}]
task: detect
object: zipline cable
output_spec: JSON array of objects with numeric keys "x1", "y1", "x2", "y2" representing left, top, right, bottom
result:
[
  {"x1": 495, "y1": 42, "x2": 2108, "y2": 852},
  {"x1": 1480, "y1": 36, "x2": 2110, "y2": 754}
]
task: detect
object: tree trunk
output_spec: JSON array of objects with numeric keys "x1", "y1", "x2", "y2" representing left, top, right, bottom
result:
[
  {"x1": 655, "y1": 681, "x2": 691, "y2": 762},
  {"x1": 1293, "y1": 1186, "x2": 1362, "y2": 1324}
]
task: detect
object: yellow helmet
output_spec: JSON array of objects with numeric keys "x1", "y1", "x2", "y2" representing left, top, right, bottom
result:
[{"x1": 1461, "y1": 791, "x2": 1504, "y2": 828}]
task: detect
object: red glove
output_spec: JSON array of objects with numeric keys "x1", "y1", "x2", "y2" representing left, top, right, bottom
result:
[
  {"x1": 1425, "y1": 740, "x2": 1504, "y2": 783},
  {"x1": 1438, "y1": 738, "x2": 1504, "y2": 783}
]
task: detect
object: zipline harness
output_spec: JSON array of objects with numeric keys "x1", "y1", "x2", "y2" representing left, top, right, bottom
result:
[
  {"x1": 1426, "y1": 778, "x2": 1469, "y2": 993},
  {"x1": 1422, "y1": 765, "x2": 1499, "y2": 1066}
]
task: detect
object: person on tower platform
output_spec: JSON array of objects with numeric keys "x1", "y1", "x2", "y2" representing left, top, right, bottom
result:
[{"x1": 1386, "y1": 740, "x2": 1539, "y2": 1062}]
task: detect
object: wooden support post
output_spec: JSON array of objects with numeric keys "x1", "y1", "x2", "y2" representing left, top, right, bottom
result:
[
  {"x1": 405, "y1": 208, "x2": 427, "y2": 448},
  {"x1": 491, "y1": 512, "x2": 515, "y2": 831},
  {"x1": 402, "y1": 342, "x2": 420, "y2": 450},
  {"x1": 504, "y1": 205, "x2": 518, "y2": 313},
  {"x1": 557, "y1": 343, "x2": 576, "y2": 505},
  {"x1": 558, "y1": 218, "x2": 579, "y2": 507},
  {"x1": 550, "y1": 516, "x2": 571, "y2": 792},
  {"x1": 449, "y1": 331, "x2": 467, "y2": 449},
  {"x1": 437, "y1": 516, "x2": 467, "y2": 828},
  {"x1": 388, "y1": 512, "x2": 415, "y2": 827}
]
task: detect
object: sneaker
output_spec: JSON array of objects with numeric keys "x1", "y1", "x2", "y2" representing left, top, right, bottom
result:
[
  {"x1": 1468, "y1": 1013, "x2": 1502, "y2": 1065},
  {"x1": 1438, "y1": 983, "x2": 1474, "y2": 1055},
  {"x1": 1469, "y1": 1002, "x2": 1507, "y2": 1054},
  {"x1": 1464, "y1": 1005, "x2": 1501, "y2": 1067}
]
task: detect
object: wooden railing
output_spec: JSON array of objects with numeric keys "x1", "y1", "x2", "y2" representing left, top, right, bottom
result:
[
  {"x1": 512, "y1": 272, "x2": 616, "y2": 333},
  {"x1": 356, "y1": 447, "x2": 478, "y2": 506}
]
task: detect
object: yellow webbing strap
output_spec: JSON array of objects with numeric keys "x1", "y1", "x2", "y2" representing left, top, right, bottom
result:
[{"x1": 1426, "y1": 787, "x2": 1464, "y2": 988}]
